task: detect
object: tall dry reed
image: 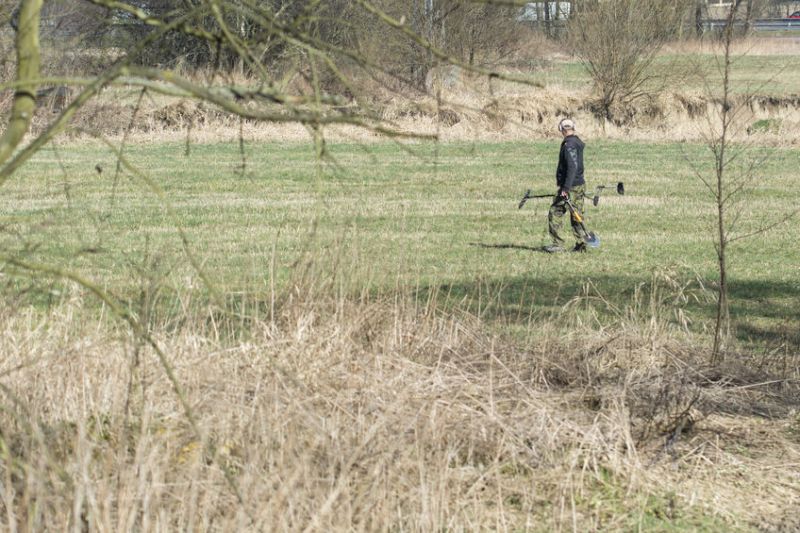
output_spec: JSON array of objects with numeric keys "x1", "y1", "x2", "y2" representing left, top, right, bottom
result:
[{"x1": 0, "y1": 266, "x2": 797, "y2": 531}]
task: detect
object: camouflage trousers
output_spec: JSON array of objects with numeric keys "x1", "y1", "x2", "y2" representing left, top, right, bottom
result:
[{"x1": 548, "y1": 184, "x2": 586, "y2": 246}]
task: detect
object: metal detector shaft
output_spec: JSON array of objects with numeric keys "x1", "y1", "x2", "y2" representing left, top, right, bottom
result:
[{"x1": 517, "y1": 189, "x2": 553, "y2": 210}]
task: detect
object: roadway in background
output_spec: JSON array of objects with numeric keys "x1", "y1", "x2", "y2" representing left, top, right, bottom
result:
[{"x1": 704, "y1": 19, "x2": 800, "y2": 32}]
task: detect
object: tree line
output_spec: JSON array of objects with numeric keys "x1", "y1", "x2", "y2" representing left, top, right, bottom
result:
[{"x1": 16, "y1": 0, "x2": 792, "y2": 88}]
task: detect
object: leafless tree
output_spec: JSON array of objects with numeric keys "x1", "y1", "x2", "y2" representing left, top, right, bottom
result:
[
  {"x1": 567, "y1": 0, "x2": 691, "y2": 123},
  {"x1": 695, "y1": 0, "x2": 705, "y2": 38},
  {"x1": 688, "y1": 0, "x2": 798, "y2": 361}
]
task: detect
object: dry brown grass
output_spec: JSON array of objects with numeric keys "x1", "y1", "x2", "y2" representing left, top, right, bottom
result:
[
  {"x1": 663, "y1": 36, "x2": 800, "y2": 57},
  {"x1": 3, "y1": 32, "x2": 800, "y2": 528},
  {"x1": 4, "y1": 33, "x2": 799, "y2": 146},
  {"x1": 0, "y1": 268, "x2": 797, "y2": 531},
  {"x1": 22, "y1": 72, "x2": 797, "y2": 147}
]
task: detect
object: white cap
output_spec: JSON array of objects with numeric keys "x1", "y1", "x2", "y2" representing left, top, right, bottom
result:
[{"x1": 558, "y1": 118, "x2": 575, "y2": 132}]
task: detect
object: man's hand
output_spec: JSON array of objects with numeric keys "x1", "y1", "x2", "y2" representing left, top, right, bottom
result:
[{"x1": 559, "y1": 189, "x2": 569, "y2": 198}]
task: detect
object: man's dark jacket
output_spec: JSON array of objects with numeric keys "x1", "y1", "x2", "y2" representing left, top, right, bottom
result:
[{"x1": 556, "y1": 134, "x2": 585, "y2": 191}]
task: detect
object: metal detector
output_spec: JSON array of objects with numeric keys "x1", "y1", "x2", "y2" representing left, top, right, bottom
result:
[
  {"x1": 517, "y1": 187, "x2": 604, "y2": 248},
  {"x1": 591, "y1": 181, "x2": 625, "y2": 206}
]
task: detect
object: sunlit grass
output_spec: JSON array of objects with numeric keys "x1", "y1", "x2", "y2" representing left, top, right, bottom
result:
[
  {"x1": 534, "y1": 52, "x2": 800, "y2": 95},
  {"x1": 3, "y1": 138, "x2": 798, "y2": 348}
]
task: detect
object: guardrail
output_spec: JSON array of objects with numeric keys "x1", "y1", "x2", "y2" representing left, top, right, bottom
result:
[{"x1": 703, "y1": 19, "x2": 800, "y2": 32}]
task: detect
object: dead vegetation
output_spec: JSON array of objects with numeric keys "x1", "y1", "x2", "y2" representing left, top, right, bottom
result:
[
  {"x1": 0, "y1": 267, "x2": 797, "y2": 531},
  {"x1": 3, "y1": 26, "x2": 798, "y2": 145},
  {"x1": 15, "y1": 71, "x2": 800, "y2": 146},
  {"x1": 2, "y1": 9, "x2": 798, "y2": 527}
]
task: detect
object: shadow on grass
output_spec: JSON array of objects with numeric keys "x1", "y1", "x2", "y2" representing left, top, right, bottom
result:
[
  {"x1": 5, "y1": 255, "x2": 798, "y2": 351},
  {"x1": 415, "y1": 272, "x2": 800, "y2": 350},
  {"x1": 728, "y1": 279, "x2": 800, "y2": 349},
  {"x1": 468, "y1": 242, "x2": 549, "y2": 253},
  {"x1": 418, "y1": 272, "x2": 800, "y2": 422}
]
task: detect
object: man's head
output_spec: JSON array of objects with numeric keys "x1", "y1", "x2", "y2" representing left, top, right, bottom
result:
[{"x1": 558, "y1": 118, "x2": 575, "y2": 137}]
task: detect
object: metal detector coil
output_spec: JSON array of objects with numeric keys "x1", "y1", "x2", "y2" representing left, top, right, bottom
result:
[{"x1": 592, "y1": 181, "x2": 625, "y2": 206}]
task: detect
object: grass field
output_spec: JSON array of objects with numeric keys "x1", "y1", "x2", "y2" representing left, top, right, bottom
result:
[
  {"x1": 4, "y1": 18, "x2": 800, "y2": 529},
  {"x1": 2, "y1": 136, "x2": 799, "y2": 531},
  {"x1": 533, "y1": 48, "x2": 800, "y2": 95},
  {"x1": 4, "y1": 138, "x2": 799, "y2": 348}
]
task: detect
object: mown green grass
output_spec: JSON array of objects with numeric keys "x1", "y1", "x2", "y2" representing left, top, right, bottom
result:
[
  {"x1": 535, "y1": 52, "x2": 800, "y2": 95},
  {"x1": 3, "y1": 138, "x2": 799, "y2": 348}
]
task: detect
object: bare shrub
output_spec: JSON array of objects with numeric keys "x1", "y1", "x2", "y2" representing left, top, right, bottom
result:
[{"x1": 568, "y1": 0, "x2": 691, "y2": 124}]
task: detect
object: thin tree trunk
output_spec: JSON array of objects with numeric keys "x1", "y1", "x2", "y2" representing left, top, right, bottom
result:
[
  {"x1": 713, "y1": 184, "x2": 729, "y2": 360},
  {"x1": 695, "y1": 0, "x2": 704, "y2": 38},
  {"x1": 0, "y1": 0, "x2": 45, "y2": 168},
  {"x1": 744, "y1": 0, "x2": 754, "y2": 35},
  {"x1": 544, "y1": 0, "x2": 552, "y2": 38},
  {"x1": 711, "y1": 1, "x2": 741, "y2": 363},
  {"x1": 425, "y1": 0, "x2": 434, "y2": 68}
]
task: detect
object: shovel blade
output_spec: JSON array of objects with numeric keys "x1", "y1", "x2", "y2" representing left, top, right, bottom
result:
[
  {"x1": 584, "y1": 232, "x2": 600, "y2": 248},
  {"x1": 617, "y1": 182, "x2": 625, "y2": 195}
]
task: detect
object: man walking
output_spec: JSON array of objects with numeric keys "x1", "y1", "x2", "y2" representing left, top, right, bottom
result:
[{"x1": 544, "y1": 118, "x2": 587, "y2": 253}]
